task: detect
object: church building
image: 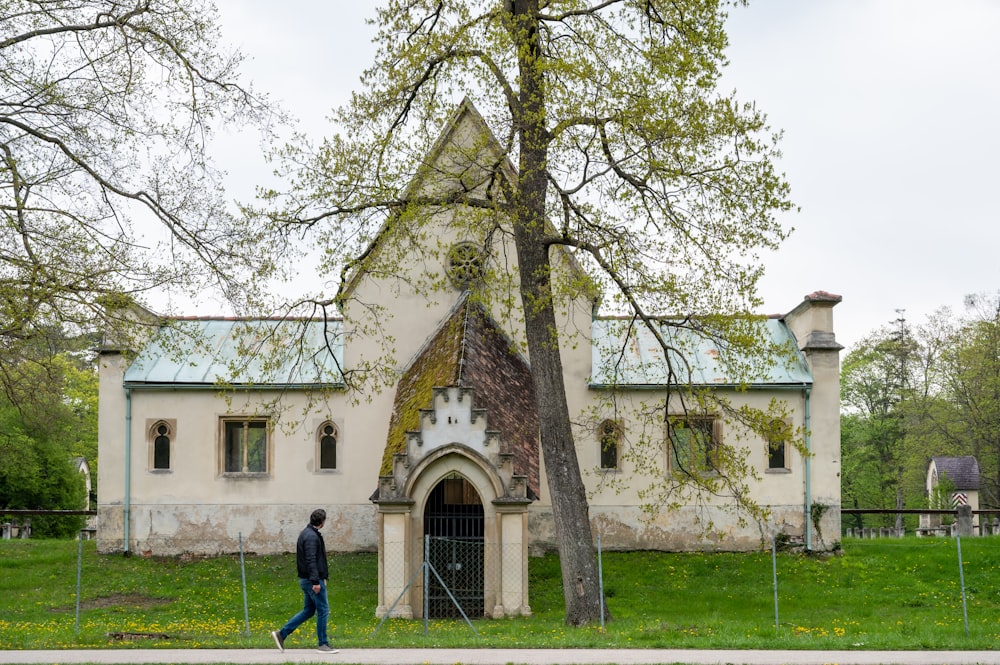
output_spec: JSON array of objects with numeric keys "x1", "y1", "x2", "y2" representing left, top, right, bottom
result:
[{"x1": 97, "y1": 101, "x2": 842, "y2": 619}]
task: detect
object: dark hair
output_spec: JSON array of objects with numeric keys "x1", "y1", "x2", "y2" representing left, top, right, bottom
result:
[{"x1": 309, "y1": 509, "x2": 327, "y2": 526}]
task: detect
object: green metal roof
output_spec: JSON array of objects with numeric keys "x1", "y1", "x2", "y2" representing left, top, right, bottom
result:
[
  {"x1": 123, "y1": 315, "x2": 806, "y2": 391},
  {"x1": 123, "y1": 319, "x2": 344, "y2": 388},
  {"x1": 590, "y1": 317, "x2": 812, "y2": 388}
]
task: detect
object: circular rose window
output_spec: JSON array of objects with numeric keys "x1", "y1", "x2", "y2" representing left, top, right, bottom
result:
[{"x1": 447, "y1": 242, "x2": 484, "y2": 287}]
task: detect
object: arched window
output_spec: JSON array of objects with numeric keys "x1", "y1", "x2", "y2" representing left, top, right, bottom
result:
[
  {"x1": 319, "y1": 422, "x2": 338, "y2": 470},
  {"x1": 599, "y1": 419, "x2": 621, "y2": 470},
  {"x1": 767, "y1": 419, "x2": 791, "y2": 472},
  {"x1": 152, "y1": 421, "x2": 171, "y2": 470}
]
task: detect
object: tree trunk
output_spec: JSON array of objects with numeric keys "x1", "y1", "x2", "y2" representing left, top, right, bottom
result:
[
  {"x1": 510, "y1": 0, "x2": 607, "y2": 626},
  {"x1": 515, "y1": 227, "x2": 606, "y2": 625}
]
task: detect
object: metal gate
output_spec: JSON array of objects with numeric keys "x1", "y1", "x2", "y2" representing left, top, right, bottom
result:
[{"x1": 423, "y1": 476, "x2": 484, "y2": 619}]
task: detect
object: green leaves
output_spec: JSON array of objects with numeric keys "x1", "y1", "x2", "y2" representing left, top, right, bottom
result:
[
  {"x1": 0, "y1": 379, "x2": 89, "y2": 536},
  {"x1": 258, "y1": 0, "x2": 797, "y2": 623},
  {"x1": 1, "y1": 0, "x2": 281, "y2": 408}
]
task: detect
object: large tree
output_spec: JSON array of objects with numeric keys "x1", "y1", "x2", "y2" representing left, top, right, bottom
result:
[
  {"x1": 263, "y1": 0, "x2": 791, "y2": 625},
  {"x1": 935, "y1": 295, "x2": 1000, "y2": 506},
  {"x1": 1, "y1": 0, "x2": 277, "y2": 406},
  {"x1": 840, "y1": 325, "x2": 912, "y2": 526}
]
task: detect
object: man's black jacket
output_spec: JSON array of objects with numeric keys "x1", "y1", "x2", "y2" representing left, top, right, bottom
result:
[{"x1": 296, "y1": 524, "x2": 328, "y2": 585}]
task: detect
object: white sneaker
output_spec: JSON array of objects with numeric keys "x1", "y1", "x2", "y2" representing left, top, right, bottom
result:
[{"x1": 316, "y1": 644, "x2": 338, "y2": 653}]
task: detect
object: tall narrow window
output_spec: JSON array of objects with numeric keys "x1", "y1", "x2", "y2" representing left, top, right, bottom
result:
[
  {"x1": 153, "y1": 423, "x2": 171, "y2": 470},
  {"x1": 768, "y1": 438, "x2": 786, "y2": 470},
  {"x1": 667, "y1": 416, "x2": 718, "y2": 473},
  {"x1": 223, "y1": 419, "x2": 269, "y2": 474},
  {"x1": 599, "y1": 419, "x2": 621, "y2": 470},
  {"x1": 767, "y1": 419, "x2": 790, "y2": 471},
  {"x1": 319, "y1": 422, "x2": 338, "y2": 470}
]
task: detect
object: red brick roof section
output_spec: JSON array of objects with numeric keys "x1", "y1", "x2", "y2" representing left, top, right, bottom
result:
[
  {"x1": 381, "y1": 307, "x2": 464, "y2": 476},
  {"x1": 458, "y1": 301, "x2": 540, "y2": 499},
  {"x1": 382, "y1": 297, "x2": 540, "y2": 499}
]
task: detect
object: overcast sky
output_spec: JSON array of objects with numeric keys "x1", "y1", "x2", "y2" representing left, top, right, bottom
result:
[{"x1": 211, "y1": 1, "x2": 1000, "y2": 351}]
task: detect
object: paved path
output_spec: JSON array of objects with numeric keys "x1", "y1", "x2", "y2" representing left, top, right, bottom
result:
[{"x1": 3, "y1": 649, "x2": 1000, "y2": 665}]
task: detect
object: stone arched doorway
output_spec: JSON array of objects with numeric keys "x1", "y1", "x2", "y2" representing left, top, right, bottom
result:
[
  {"x1": 373, "y1": 384, "x2": 535, "y2": 619},
  {"x1": 423, "y1": 475, "x2": 484, "y2": 618}
]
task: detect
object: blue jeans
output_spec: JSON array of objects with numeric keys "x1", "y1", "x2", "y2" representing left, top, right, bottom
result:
[{"x1": 279, "y1": 578, "x2": 329, "y2": 646}]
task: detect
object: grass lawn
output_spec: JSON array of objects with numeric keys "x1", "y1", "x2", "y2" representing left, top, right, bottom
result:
[{"x1": 1, "y1": 536, "x2": 999, "y2": 650}]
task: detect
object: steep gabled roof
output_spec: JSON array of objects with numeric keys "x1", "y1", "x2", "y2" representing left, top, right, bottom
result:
[
  {"x1": 932, "y1": 456, "x2": 981, "y2": 491},
  {"x1": 382, "y1": 293, "x2": 540, "y2": 497},
  {"x1": 407, "y1": 97, "x2": 518, "y2": 199},
  {"x1": 339, "y1": 98, "x2": 594, "y2": 305},
  {"x1": 340, "y1": 99, "x2": 514, "y2": 301}
]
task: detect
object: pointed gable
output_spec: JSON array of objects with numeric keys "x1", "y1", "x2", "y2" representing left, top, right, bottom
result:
[
  {"x1": 339, "y1": 99, "x2": 515, "y2": 302},
  {"x1": 382, "y1": 293, "x2": 540, "y2": 498},
  {"x1": 339, "y1": 98, "x2": 594, "y2": 306},
  {"x1": 407, "y1": 97, "x2": 516, "y2": 200}
]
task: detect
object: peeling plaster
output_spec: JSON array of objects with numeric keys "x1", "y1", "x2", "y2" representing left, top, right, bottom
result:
[{"x1": 98, "y1": 504, "x2": 377, "y2": 556}]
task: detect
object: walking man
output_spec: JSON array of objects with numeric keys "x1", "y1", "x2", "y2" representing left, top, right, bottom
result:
[{"x1": 272, "y1": 509, "x2": 337, "y2": 653}]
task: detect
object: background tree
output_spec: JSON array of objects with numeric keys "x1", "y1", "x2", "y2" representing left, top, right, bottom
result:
[
  {"x1": 60, "y1": 358, "x2": 100, "y2": 485},
  {"x1": 894, "y1": 308, "x2": 961, "y2": 508},
  {"x1": 839, "y1": 315, "x2": 915, "y2": 528},
  {"x1": 886, "y1": 300, "x2": 1000, "y2": 511},
  {"x1": 0, "y1": 350, "x2": 96, "y2": 537},
  {"x1": 842, "y1": 297, "x2": 1000, "y2": 521},
  {"x1": 933, "y1": 294, "x2": 1000, "y2": 506},
  {"x1": 260, "y1": 0, "x2": 792, "y2": 625},
  {"x1": 1, "y1": 0, "x2": 280, "y2": 410}
]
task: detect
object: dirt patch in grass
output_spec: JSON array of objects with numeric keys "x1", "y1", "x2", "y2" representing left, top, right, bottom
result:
[
  {"x1": 107, "y1": 631, "x2": 171, "y2": 641},
  {"x1": 52, "y1": 592, "x2": 173, "y2": 611}
]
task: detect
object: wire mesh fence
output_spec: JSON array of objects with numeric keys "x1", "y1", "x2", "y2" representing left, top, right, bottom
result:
[
  {"x1": 426, "y1": 536, "x2": 483, "y2": 619},
  {"x1": 378, "y1": 537, "x2": 524, "y2": 623},
  {"x1": 5, "y1": 523, "x2": 1000, "y2": 648},
  {"x1": 1, "y1": 531, "x2": 285, "y2": 648}
]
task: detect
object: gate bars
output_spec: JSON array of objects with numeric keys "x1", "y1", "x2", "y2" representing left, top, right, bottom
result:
[{"x1": 371, "y1": 535, "x2": 479, "y2": 637}]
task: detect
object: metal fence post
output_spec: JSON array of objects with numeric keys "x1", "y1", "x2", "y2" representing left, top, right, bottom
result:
[
  {"x1": 957, "y1": 536, "x2": 969, "y2": 637},
  {"x1": 239, "y1": 532, "x2": 250, "y2": 638},
  {"x1": 424, "y1": 535, "x2": 430, "y2": 636},
  {"x1": 597, "y1": 531, "x2": 605, "y2": 632},
  {"x1": 772, "y1": 535, "x2": 779, "y2": 634},
  {"x1": 75, "y1": 533, "x2": 83, "y2": 636}
]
